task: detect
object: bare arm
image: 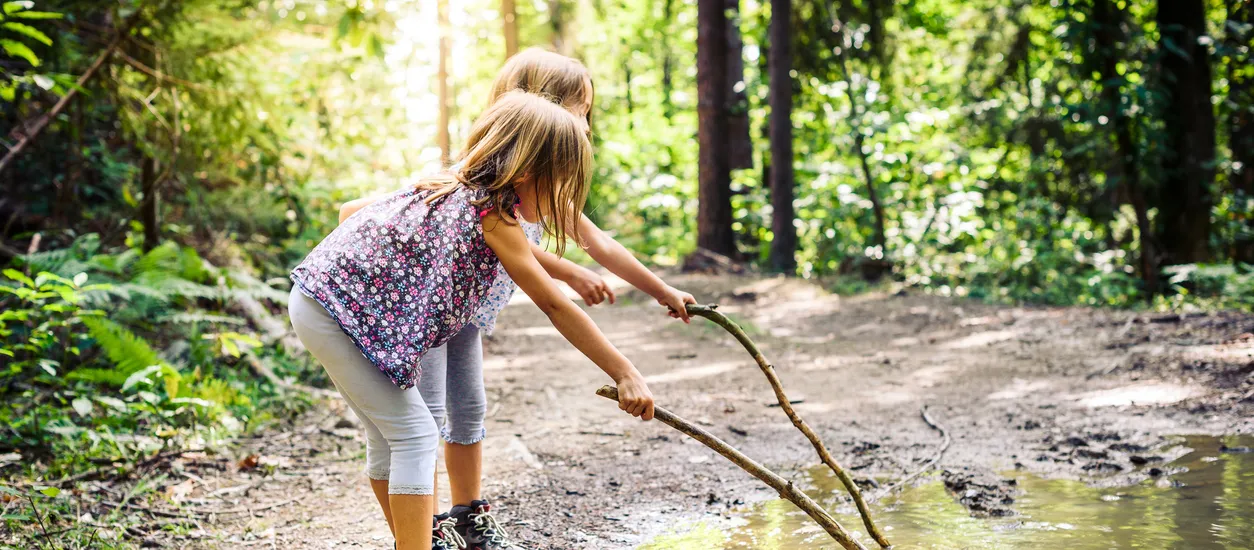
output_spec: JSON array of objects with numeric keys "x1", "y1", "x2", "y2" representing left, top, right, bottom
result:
[
  {"x1": 484, "y1": 214, "x2": 653, "y2": 420},
  {"x1": 576, "y1": 214, "x2": 696, "y2": 322},
  {"x1": 338, "y1": 195, "x2": 385, "y2": 224},
  {"x1": 531, "y1": 242, "x2": 616, "y2": 306}
]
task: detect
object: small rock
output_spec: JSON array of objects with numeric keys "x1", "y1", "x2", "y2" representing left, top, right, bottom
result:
[
  {"x1": 1063, "y1": 437, "x2": 1089, "y2": 447},
  {"x1": 1147, "y1": 467, "x2": 1164, "y2": 477},
  {"x1": 1129, "y1": 455, "x2": 1162, "y2": 465}
]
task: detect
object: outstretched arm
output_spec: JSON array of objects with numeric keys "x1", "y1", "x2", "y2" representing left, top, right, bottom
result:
[
  {"x1": 576, "y1": 214, "x2": 696, "y2": 322},
  {"x1": 530, "y1": 241, "x2": 616, "y2": 306},
  {"x1": 484, "y1": 214, "x2": 654, "y2": 420}
]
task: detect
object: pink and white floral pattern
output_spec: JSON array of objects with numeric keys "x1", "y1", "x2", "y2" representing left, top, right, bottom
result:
[
  {"x1": 470, "y1": 220, "x2": 542, "y2": 334},
  {"x1": 291, "y1": 185, "x2": 499, "y2": 390}
]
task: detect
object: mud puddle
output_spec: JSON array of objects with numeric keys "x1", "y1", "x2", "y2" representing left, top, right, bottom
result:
[{"x1": 640, "y1": 435, "x2": 1254, "y2": 549}]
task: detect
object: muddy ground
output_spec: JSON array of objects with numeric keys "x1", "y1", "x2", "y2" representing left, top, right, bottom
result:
[{"x1": 156, "y1": 273, "x2": 1252, "y2": 549}]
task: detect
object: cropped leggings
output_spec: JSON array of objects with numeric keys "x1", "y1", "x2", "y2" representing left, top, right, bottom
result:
[
  {"x1": 418, "y1": 324, "x2": 488, "y2": 446},
  {"x1": 289, "y1": 288, "x2": 438, "y2": 495}
]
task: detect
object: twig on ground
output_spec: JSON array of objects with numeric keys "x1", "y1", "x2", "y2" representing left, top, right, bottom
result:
[
  {"x1": 596, "y1": 386, "x2": 867, "y2": 550},
  {"x1": 873, "y1": 405, "x2": 951, "y2": 500},
  {"x1": 684, "y1": 304, "x2": 891, "y2": 548}
]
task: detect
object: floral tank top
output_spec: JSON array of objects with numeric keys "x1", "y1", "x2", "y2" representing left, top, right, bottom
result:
[
  {"x1": 291, "y1": 184, "x2": 499, "y2": 390},
  {"x1": 470, "y1": 220, "x2": 542, "y2": 334}
]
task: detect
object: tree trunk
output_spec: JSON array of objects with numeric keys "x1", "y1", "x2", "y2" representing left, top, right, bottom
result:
[
  {"x1": 1154, "y1": 0, "x2": 1216, "y2": 264},
  {"x1": 697, "y1": 0, "x2": 736, "y2": 256},
  {"x1": 726, "y1": 0, "x2": 753, "y2": 170},
  {"x1": 501, "y1": 0, "x2": 518, "y2": 60},
  {"x1": 1228, "y1": 0, "x2": 1253, "y2": 262},
  {"x1": 1093, "y1": 0, "x2": 1159, "y2": 293},
  {"x1": 768, "y1": 0, "x2": 796, "y2": 273},
  {"x1": 661, "y1": 0, "x2": 674, "y2": 120},
  {"x1": 140, "y1": 153, "x2": 160, "y2": 252},
  {"x1": 437, "y1": 0, "x2": 451, "y2": 166},
  {"x1": 549, "y1": 0, "x2": 575, "y2": 56}
]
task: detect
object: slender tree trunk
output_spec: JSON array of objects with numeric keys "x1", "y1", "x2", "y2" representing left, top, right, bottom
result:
[
  {"x1": 501, "y1": 0, "x2": 518, "y2": 59},
  {"x1": 661, "y1": 0, "x2": 674, "y2": 120},
  {"x1": 726, "y1": 0, "x2": 753, "y2": 170},
  {"x1": 1154, "y1": 0, "x2": 1216, "y2": 264},
  {"x1": 768, "y1": 0, "x2": 796, "y2": 273},
  {"x1": 549, "y1": 0, "x2": 575, "y2": 56},
  {"x1": 1093, "y1": 0, "x2": 1158, "y2": 292},
  {"x1": 140, "y1": 153, "x2": 160, "y2": 252},
  {"x1": 437, "y1": 0, "x2": 451, "y2": 166},
  {"x1": 696, "y1": 0, "x2": 736, "y2": 256},
  {"x1": 1228, "y1": 0, "x2": 1254, "y2": 262}
]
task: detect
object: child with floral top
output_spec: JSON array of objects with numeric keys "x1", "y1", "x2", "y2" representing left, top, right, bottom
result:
[
  {"x1": 289, "y1": 90, "x2": 655, "y2": 550},
  {"x1": 336, "y1": 49, "x2": 697, "y2": 550}
]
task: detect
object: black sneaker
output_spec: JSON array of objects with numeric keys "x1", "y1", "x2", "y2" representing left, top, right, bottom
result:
[
  {"x1": 432, "y1": 515, "x2": 467, "y2": 549},
  {"x1": 446, "y1": 500, "x2": 518, "y2": 549}
]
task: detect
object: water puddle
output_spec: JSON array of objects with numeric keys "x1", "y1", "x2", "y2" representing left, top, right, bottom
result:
[{"x1": 640, "y1": 435, "x2": 1254, "y2": 549}]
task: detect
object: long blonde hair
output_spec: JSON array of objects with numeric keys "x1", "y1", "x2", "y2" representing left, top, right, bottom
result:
[
  {"x1": 416, "y1": 90, "x2": 591, "y2": 256},
  {"x1": 489, "y1": 48, "x2": 593, "y2": 128}
]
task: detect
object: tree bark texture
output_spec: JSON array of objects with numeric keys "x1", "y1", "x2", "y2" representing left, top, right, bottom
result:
[
  {"x1": 697, "y1": 0, "x2": 736, "y2": 256},
  {"x1": 501, "y1": 0, "x2": 519, "y2": 60},
  {"x1": 1154, "y1": 0, "x2": 1217, "y2": 264},
  {"x1": 768, "y1": 0, "x2": 797, "y2": 273},
  {"x1": 726, "y1": 0, "x2": 754, "y2": 170}
]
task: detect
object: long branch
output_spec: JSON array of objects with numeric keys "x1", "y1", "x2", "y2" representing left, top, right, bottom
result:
[
  {"x1": 0, "y1": 13, "x2": 140, "y2": 176},
  {"x1": 685, "y1": 304, "x2": 892, "y2": 548},
  {"x1": 595, "y1": 386, "x2": 867, "y2": 550}
]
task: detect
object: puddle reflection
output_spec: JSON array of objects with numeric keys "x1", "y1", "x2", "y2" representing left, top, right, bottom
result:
[{"x1": 640, "y1": 435, "x2": 1254, "y2": 549}]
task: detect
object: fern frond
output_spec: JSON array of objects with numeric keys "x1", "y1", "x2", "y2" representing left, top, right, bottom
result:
[
  {"x1": 66, "y1": 368, "x2": 130, "y2": 387},
  {"x1": 162, "y1": 311, "x2": 247, "y2": 326},
  {"x1": 80, "y1": 317, "x2": 167, "y2": 386}
]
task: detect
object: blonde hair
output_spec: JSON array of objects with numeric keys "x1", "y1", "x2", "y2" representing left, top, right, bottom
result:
[
  {"x1": 489, "y1": 48, "x2": 593, "y2": 128},
  {"x1": 416, "y1": 90, "x2": 591, "y2": 256}
]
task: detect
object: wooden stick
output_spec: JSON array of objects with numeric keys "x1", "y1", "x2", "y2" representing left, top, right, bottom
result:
[
  {"x1": 596, "y1": 386, "x2": 868, "y2": 550},
  {"x1": 685, "y1": 304, "x2": 891, "y2": 548},
  {"x1": 873, "y1": 405, "x2": 951, "y2": 500}
]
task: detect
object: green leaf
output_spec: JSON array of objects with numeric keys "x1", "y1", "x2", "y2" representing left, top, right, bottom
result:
[
  {"x1": 2, "y1": 22, "x2": 51, "y2": 45},
  {"x1": 37, "y1": 486, "x2": 60, "y2": 498},
  {"x1": 37, "y1": 359, "x2": 57, "y2": 376},
  {"x1": 93, "y1": 395, "x2": 128, "y2": 412},
  {"x1": 71, "y1": 397, "x2": 93, "y2": 417},
  {"x1": 31, "y1": 73, "x2": 52, "y2": 90},
  {"x1": 72, "y1": 272, "x2": 88, "y2": 287},
  {"x1": 121, "y1": 364, "x2": 165, "y2": 392},
  {"x1": 0, "y1": 37, "x2": 39, "y2": 66},
  {"x1": 3, "y1": 268, "x2": 34, "y2": 288},
  {"x1": 0, "y1": 485, "x2": 21, "y2": 496},
  {"x1": 7, "y1": 11, "x2": 62, "y2": 20},
  {"x1": 2, "y1": 2, "x2": 34, "y2": 15}
]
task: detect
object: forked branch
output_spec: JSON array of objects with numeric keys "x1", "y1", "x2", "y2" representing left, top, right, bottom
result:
[
  {"x1": 684, "y1": 304, "x2": 891, "y2": 548},
  {"x1": 595, "y1": 386, "x2": 867, "y2": 550}
]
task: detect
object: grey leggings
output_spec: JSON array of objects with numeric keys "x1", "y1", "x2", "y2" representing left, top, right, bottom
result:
[
  {"x1": 288, "y1": 288, "x2": 438, "y2": 495},
  {"x1": 418, "y1": 324, "x2": 488, "y2": 446}
]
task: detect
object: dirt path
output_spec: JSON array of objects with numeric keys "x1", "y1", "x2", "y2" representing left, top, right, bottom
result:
[{"x1": 181, "y1": 273, "x2": 1253, "y2": 549}]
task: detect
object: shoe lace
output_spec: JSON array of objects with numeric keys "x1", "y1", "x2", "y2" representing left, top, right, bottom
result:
[
  {"x1": 435, "y1": 517, "x2": 467, "y2": 549},
  {"x1": 471, "y1": 510, "x2": 518, "y2": 548}
]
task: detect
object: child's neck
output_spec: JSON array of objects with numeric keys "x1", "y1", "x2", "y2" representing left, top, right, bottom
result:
[{"x1": 514, "y1": 182, "x2": 540, "y2": 224}]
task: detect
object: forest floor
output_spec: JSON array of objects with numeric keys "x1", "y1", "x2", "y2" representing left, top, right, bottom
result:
[{"x1": 153, "y1": 272, "x2": 1253, "y2": 549}]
